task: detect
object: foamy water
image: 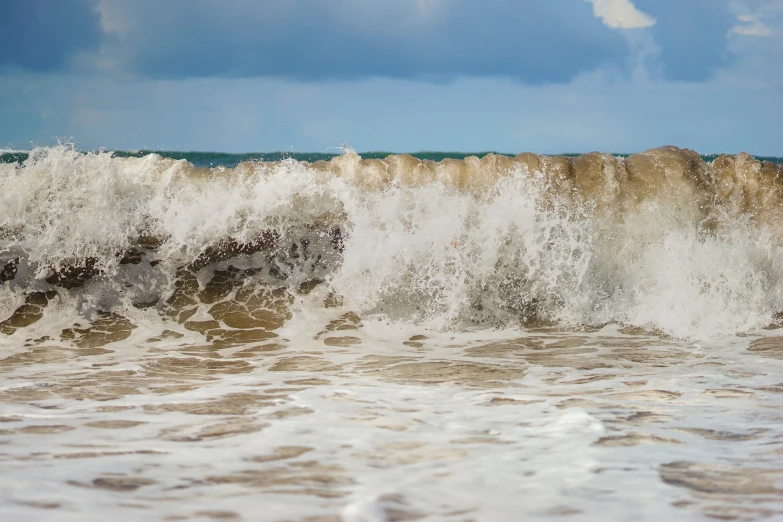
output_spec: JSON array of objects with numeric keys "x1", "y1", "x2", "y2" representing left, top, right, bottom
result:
[{"x1": 2, "y1": 146, "x2": 783, "y2": 521}]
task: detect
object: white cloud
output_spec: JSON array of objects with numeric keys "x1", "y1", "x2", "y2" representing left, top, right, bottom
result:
[
  {"x1": 585, "y1": 0, "x2": 656, "y2": 29},
  {"x1": 729, "y1": 14, "x2": 773, "y2": 37}
]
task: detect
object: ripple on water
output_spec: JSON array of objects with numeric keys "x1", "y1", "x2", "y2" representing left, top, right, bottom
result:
[{"x1": 1, "y1": 322, "x2": 783, "y2": 521}]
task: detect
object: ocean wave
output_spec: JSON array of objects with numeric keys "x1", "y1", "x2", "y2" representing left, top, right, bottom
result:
[{"x1": 2, "y1": 144, "x2": 783, "y2": 339}]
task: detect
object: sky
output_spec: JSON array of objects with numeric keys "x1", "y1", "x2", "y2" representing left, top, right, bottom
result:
[{"x1": 0, "y1": 0, "x2": 781, "y2": 155}]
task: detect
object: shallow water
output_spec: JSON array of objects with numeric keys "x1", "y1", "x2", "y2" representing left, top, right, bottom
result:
[{"x1": 2, "y1": 316, "x2": 783, "y2": 521}]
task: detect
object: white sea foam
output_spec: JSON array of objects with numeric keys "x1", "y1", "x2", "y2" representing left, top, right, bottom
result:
[{"x1": 2, "y1": 144, "x2": 783, "y2": 339}]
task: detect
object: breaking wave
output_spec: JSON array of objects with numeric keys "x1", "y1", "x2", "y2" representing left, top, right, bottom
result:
[{"x1": 2, "y1": 144, "x2": 783, "y2": 340}]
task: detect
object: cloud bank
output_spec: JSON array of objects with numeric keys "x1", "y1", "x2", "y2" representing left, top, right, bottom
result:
[
  {"x1": 0, "y1": 0, "x2": 101, "y2": 72},
  {"x1": 0, "y1": 0, "x2": 749, "y2": 84}
]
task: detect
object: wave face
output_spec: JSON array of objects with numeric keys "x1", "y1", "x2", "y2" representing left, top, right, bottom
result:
[{"x1": 2, "y1": 145, "x2": 783, "y2": 340}]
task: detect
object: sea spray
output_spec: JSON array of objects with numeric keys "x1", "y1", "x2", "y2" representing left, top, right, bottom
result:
[{"x1": 2, "y1": 144, "x2": 783, "y2": 339}]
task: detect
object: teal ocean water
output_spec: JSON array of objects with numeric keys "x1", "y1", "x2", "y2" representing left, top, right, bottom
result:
[{"x1": 2, "y1": 149, "x2": 782, "y2": 168}]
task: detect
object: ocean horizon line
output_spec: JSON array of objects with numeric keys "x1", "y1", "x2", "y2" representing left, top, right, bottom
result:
[{"x1": 3, "y1": 146, "x2": 782, "y2": 165}]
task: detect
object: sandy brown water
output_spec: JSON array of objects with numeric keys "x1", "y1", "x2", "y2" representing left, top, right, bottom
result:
[{"x1": 2, "y1": 308, "x2": 783, "y2": 521}]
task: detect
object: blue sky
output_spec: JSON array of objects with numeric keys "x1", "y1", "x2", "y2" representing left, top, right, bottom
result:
[{"x1": 1, "y1": 0, "x2": 781, "y2": 154}]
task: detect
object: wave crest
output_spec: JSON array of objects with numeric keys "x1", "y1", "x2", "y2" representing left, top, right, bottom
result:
[{"x1": 2, "y1": 144, "x2": 783, "y2": 339}]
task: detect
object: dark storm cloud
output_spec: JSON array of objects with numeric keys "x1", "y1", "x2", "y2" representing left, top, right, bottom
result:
[
  {"x1": 0, "y1": 0, "x2": 102, "y2": 71},
  {"x1": 89, "y1": 0, "x2": 630, "y2": 83},
  {"x1": 0, "y1": 0, "x2": 743, "y2": 84}
]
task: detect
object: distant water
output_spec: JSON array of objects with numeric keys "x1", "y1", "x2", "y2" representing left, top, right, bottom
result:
[
  {"x1": 2, "y1": 144, "x2": 783, "y2": 521},
  {"x1": 2, "y1": 148, "x2": 782, "y2": 168}
]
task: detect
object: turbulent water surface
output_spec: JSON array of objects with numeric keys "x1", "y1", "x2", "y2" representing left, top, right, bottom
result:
[{"x1": 2, "y1": 146, "x2": 783, "y2": 521}]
